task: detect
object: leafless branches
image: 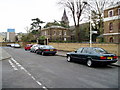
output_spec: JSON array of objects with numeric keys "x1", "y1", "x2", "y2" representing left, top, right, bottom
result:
[{"x1": 58, "y1": 0, "x2": 87, "y2": 27}]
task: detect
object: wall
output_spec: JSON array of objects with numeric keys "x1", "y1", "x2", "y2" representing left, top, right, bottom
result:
[
  {"x1": 104, "y1": 5, "x2": 120, "y2": 18},
  {"x1": 49, "y1": 43, "x2": 120, "y2": 56}
]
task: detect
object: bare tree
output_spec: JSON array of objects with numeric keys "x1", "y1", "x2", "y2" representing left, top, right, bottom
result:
[
  {"x1": 58, "y1": 0, "x2": 88, "y2": 41},
  {"x1": 24, "y1": 26, "x2": 30, "y2": 33}
]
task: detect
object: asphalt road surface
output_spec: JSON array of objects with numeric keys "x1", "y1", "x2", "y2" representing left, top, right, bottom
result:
[{"x1": 2, "y1": 47, "x2": 119, "y2": 89}]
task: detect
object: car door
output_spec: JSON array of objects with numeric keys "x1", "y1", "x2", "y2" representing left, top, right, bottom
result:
[
  {"x1": 39, "y1": 45, "x2": 44, "y2": 53},
  {"x1": 80, "y1": 48, "x2": 89, "y2": 61},
  {"x1": 31, "y1": 45, "x2": 35, "y2": 51},
  {"x1": 71, "y1": 48, "x2": 84, "y2": 60}
]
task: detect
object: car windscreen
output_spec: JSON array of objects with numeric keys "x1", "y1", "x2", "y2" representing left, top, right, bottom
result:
[{"x1": 93, "y1": 48, "x2": 108, "y2": 54}]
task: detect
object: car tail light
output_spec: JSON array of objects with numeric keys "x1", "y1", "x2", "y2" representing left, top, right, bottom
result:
[
  {"x1": 45, "y1": 49, "x2": 49, "y2": 51},
  {"x1": 54, "y1": 49, "x2": 57, "y2": 51},
  {"x1": 100, "y1": 56, "x2": 107, "y2": 59},
  {"x1": 113, "y1": 56, "x2": 118, "y2": 59}
]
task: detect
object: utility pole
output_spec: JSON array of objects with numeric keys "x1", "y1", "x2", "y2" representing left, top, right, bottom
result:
[{"x1": 90, "y1": 9, "x2": 92, "y2": 47}]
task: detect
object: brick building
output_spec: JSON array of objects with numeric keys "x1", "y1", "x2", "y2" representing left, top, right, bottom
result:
[
  {"x1": 41, "y1": 26, "x2": 70, "y2": 41},
  {"x1": 103, "y1": 2, "x2": 120, "y2": 43},
  {"x1": 41, "y1": 9, "x2": 70, "y2": 42}
]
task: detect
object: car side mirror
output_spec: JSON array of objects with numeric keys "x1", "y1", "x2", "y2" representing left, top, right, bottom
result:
[{"x1": 75, "y1": 51, "x2": 77, "y2": 53}]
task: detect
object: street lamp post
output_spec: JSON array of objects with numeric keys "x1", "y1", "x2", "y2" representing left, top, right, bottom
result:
[
  {"x1": 90, "y1": 8, "x2": 92, "y2": 47},
  {"x1": 83, "y1": 1, "x2": 92, "y2": 47}
]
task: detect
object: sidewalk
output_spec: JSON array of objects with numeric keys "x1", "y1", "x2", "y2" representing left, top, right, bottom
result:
[
  {"x1": 0, "y1": 48, "x2": 11, "y2": 61},
  {"x1": 56, "y1": 50, "x2": 120, "y2": 67}
]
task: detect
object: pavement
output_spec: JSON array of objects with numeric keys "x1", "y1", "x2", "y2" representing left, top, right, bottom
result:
[
  {"x1": 0, "y1": 48, "x2": 120, "y2": 67},
  {"x1": 56, "y1": 50, "x2": 120, "y2": 67},
  {"x1": 0, "y1": 47, "x2": 11, "y2": 61}
]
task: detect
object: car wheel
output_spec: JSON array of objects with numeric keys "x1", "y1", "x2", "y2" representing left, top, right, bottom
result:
[
  {"x1": 34, "y1": 51, "x2": 36, "y2": 53},
  {"x1": 52, "y1": 53, "x2": 55, "y2": 56},
  {"x1": 67, "y1": 56, "x2": 72, "y2": 62},
  {"x1": 87, "y1": 59, "x2": 93, "y2": 67},
  {"x1": 36, "y1": 50, "x2": 39, "y2": 54},
  {"x1": 40, "y1": 52, "x2": 42, "y2": 55}
]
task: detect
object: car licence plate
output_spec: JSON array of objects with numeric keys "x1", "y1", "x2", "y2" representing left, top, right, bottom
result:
[
  {"x1": 50, "y1": 49, "x2": 53, "y2": 51},
  {"x1": 107, "y1": 57, "x2": 113, "y2": 60}
]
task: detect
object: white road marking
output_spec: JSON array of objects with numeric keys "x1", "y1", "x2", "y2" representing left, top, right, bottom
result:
[
  {"x1": 10, "y1": 57, "x2": 48, "y2": 90},
  {"x1": 27, "y1": 72, "x2": 32, "y2": 76},
  {"x1": 36, "y1": 81, "x2": 42, "y2": 85},
  {"x1": 18, "y1": 64, "x2": 22, "y2": 67},
  {"x1": 42, "y1": 86, "x2": 48, "y2": 90},
  {"x1": 20, "y1": 67, "x2": 25, "y2": 70},
  {"x1": 8, "y1": 60, "x2": 18, "y2": 70},
  {"x1": 11, "y1": 58, "x2": 17, "y2": 63},
  {"x1": 31, "y1": 76, "x2": 36, "y2": 80}
]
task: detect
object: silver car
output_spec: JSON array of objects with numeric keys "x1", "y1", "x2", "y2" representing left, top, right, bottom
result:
[
  {"x1": 30, "y1": 44, "x2": 42, "y2": 53},
  {"x1": 11, "y1": 44, "x2": 21, "y2": 48}
]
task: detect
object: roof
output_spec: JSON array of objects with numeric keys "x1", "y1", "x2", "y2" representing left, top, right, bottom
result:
[
  {"x1": 104, "y1": 2, "x2": 120, "y2": 10},
  {"x1": 41, "y1": 26, "x2": 69, "y2": 30}
]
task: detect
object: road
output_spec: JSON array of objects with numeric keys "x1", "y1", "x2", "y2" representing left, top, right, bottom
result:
[{"x1": 2, "y1": 47, "x2": 119, "y2": 89}]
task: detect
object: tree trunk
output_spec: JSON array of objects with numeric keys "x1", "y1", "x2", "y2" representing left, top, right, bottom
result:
[{"x1": 75, "y1": 25, "x2": 80, "y2": 42}]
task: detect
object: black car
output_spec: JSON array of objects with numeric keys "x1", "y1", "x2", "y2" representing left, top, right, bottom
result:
[
  {"x1": 36, "y1": 45, "x2": 57, "y2": 55},
  {"x1": 66, "y1": 47, "x2": 118, "y2": 67}
]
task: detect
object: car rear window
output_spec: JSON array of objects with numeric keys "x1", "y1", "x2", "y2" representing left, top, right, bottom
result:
[
  {"x1": 43, "y1": 46, "x2": 54, "y2": 49},
  {"x1": 27, "y1": 45, "x2": 31, "y2": 46},
  {"x1": 93, "y1": 48, "x2": 108, "y2": 54}
]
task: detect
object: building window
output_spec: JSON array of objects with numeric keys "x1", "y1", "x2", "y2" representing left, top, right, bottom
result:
[
  {"x1": 64, "y1": 31, "x2": 66, "y2": 35},
  {"x1": 109, "y1": 37, "x2": 114, "y2": 43},
  {"x1": 45, "y1": 31, "x2": 47, "y2": 35},
  {"x1": 64, "y1": 38, "x2": 66, "y2": 41},
  {"x1": 59, "y1": 31, "x2": 62, "y2": 35},
  {"x1": 53, "y1": 31, "x2": 56, "y2": 35},
  {"x1": 48, "y1": 30, "x2": 50, "y2": 35},
  {"x1": 108, "y1": 10, "x2": 113, "y2": 17},
  {"x1": 109, "y1": 22, "x2": 113, "y2": 32},
  {"x1": 118, "y1": 8, "x2": 120, "y2": 15}
]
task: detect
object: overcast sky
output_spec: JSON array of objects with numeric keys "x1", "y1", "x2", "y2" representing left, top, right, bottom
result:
[{"x1": 0, "y1": 0, "x2": 69, "y2": 33}]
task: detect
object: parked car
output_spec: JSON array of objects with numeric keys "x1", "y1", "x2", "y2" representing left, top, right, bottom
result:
[
  {"x1": 30, "y1": 44, "x2": 41, "y2": 53},
  {"x1": 11, "y1": 44, "x2": 21, "y2": 48},
  {"x1": 6, "y1": 43, "x2": 14, "y2": 47},
  {"x1": 66, "y1": 47, "x2": 118, "y2": 67},
  {"x1": 36, "y1": 45, "x2": 57, "y2": 55},
  {"x1": 24, "y1": 44, "x2": 33, "y2": 51}
]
